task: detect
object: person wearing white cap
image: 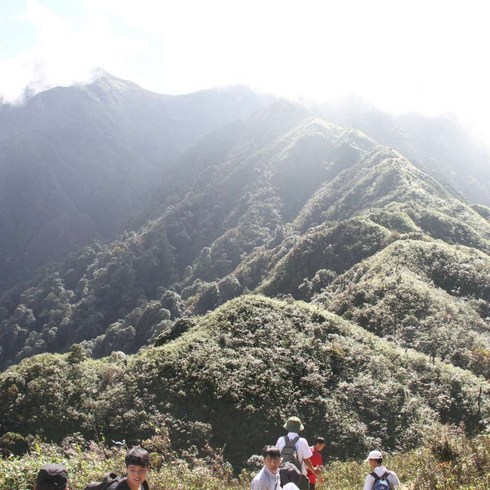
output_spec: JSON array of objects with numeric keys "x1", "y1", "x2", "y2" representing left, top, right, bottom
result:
[{"x1": 363, "y1": 450, "x2": 400, "y2": 490}]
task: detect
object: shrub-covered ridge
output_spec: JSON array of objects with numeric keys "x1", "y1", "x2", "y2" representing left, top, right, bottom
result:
[{"x1": 1, "y1": 295, "x2": 489, "y2": 469}]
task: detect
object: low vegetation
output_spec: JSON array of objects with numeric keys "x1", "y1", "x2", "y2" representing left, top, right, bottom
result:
[
  {"x1": 1, "y1": 90, "x2": 490, "y2": 488},
  {"x1": 1, "y1": 423, "x2": 489, "y2": 489},
  {"x1": 1, "y1": 296, "x2": 489, "y2": 471}
]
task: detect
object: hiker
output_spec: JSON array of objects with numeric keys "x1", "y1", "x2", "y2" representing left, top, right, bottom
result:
[
  {"x1": 363, "y1": 450, "x2": 400, "y2": 490},
  {"x1": 307, "y1": 437, "x2": 326, "y2": 490},
  {"x1": 250, "y1": 445, "x2": 300, "y2": 490},
  {"x1": 251, "y1": 445, "x2": 283, "y2": 490},
  {"x1": 107, "y1": 447, "x2": 151, "y2": 490},
  {"x1": 276, "y1": 416, "x2": 321, "y2": 490},
  {"x1": 35, "y1": 463, "x2": 69, "y2": 490}
]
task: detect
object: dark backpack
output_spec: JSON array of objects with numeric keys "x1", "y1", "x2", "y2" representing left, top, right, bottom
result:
[
  {"x1": 83, "y1": 473, "x2": 121, "y2": 490},
  {"x1": 371, "y1": 471, "x2": 392, "y2": 490},
  {"x1": 279, "y1": 436, "x2": 302, "y2": 486},
  {"x1": 281, "y1": 435, "x2": 301, "y2": 470}
]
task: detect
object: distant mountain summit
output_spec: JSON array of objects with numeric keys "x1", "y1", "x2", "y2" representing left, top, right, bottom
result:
[
  {"x1": 318, "y1": 97, "x2": 490, "y2": 207},
  {"x1": 0, "y1": 73, "x2": 273, "y2": 292}
]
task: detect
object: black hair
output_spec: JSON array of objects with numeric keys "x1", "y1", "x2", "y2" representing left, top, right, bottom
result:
[
  {"x1": 375, "y1": 458, "x2": 383, "y2": 465},
  {"x1": 125, "y1": 447, "x2": 150, "y2": 468},
  {"x1": 262, "y1": 445, "x2": 281, "y2": 458},
  {"x1": 314, "y1": 437, "x2": 326, "y2": 445}
]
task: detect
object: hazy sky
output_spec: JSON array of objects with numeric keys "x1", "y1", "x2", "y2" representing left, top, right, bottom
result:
[{"x1": 1, "y1": 0, "x2": 489, "y2": 145}]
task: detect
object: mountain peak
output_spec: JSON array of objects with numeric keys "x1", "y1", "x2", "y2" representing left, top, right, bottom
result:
[{"x1": 85, "y1": 69, "x2": 144, "y2": 95}]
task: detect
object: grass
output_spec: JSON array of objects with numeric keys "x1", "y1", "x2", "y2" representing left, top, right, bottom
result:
[{"x1": 1, "y1": 424, "x2": 490, "y2": 489}]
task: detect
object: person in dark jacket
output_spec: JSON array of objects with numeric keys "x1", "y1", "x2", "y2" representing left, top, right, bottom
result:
[
  {"x1": 35, "y1": 464, "x2": 70, "y2": 490},
  {"x1": 107, "y1": 447, "x2": 151, "y2": 490}
]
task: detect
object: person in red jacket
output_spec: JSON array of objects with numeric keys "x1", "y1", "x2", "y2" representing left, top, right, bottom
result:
[{"x1": 306, "y1": 437, "x2": 325, "y2": 489}]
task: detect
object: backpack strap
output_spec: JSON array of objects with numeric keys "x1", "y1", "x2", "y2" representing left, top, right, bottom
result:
[
  {"x1": 283, "y1": 435, "x2": 301, "y2": 464},
  {"x1": 284, "y1": 435, "x2": 300, "y2": 445},
  {"x1": 370, "y1": 471, "x2": 392, "y2": 488},
  {"x1": 282, "y1": 435, "x2": 300, "y2": 453},
  {"x1": 104, "y1": 480, "x2": 122, "y2": 490}
]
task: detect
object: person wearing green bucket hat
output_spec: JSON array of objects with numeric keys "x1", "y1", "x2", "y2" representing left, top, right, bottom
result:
[
  {"x1": 283, "y1": 417, "x2": 304, "y2": 433},
  {"x1": 276, "y1": 417, "x2": 321, "y2": 490}
]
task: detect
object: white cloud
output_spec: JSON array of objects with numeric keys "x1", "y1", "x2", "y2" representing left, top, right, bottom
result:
[
  {"x1": 0, "y1": 0, "x2": 148, "y2": 102},
  {"x1": 1, "y1": 0, "x2": 489, "y2": 148}
]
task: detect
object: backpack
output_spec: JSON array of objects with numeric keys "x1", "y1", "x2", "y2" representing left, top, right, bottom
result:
[
  {"x1": 281, "y1": 435, "x2": 301, "y2": 470},
  {"x1": 371, "y1": 471, "x2": 392, "y2": 490},
  {"x1": 83, "y1": 473, "x2": 121, "y2": 490},
  {"x1": 279, "y1": 436, "x2": 302, "y2": 486}
]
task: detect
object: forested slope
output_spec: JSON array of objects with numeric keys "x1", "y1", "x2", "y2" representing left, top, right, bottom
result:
[
  {"x1": 0, "y1": 73, "x2": 271, "y2": 292},
  {"x1": 1, "y1": 295, "x2": 488, "y2": 467},
  {"x1": 1, "y1": 87, "x2": 490, "y2": 468},
  {"x1": 319, "y1": 97, "x2": 490, "y2": 207},
  {"x1": 1, "y1": 100, "x2": 489, "y2": 374}
]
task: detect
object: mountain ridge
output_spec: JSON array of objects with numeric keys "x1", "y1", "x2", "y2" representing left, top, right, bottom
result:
[
  {"x1": 1, "y1": 294, "x2": 488, "y2": 465},
  {"x1": 0, "y1": 74, "x2": 273, "y2": 292},
  {"x1": 318, "y1": 96, "x2": 490, "y2": 207},
  {"x1": 1, "y1": 79, "x2": 490, "y2": 468},
  {"x1": 1, "y1": 99, "x2": 489, "y2": 372}
]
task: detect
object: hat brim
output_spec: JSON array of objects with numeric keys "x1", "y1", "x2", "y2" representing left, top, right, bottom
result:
[
  {"x1": 365, "y1": 453, "x2": 382, "y2": 462},
  {"x1": 283, "y1": 421, "x2": 305, "y2": 432}
]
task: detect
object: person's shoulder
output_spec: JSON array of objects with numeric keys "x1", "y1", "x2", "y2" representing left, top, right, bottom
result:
[
  {"x1": 364, "y1": 472, "x2": 376, "y2": 482},
  {"x1": 298, "y1": 437, "x2": 310, "y2": 446},
  {"x1": 384, "y1": 468, "x2": 397, "y2": 476},
  {"x1": 387, "y1": 470, "x2": 400, "y2": 480},
  {"x1": 112, "y1": 480, "x2": 149, "y2": 490},
  {"x1": 276, "y1": 435, "x2": 286, "y2": 446},
  {"x1": 311, "y1": 449, "x2": 322, "y2": 460},
  {"x1": 110, "y1": 479, "x2": 129, "y2": 490},
  {"x1": 250, "y1": 471, "x2": 265, "y2": 490}
]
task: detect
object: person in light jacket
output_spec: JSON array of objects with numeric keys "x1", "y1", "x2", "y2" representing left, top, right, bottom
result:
[{"x1": 363, "y1": 450, "x2": 400, "y2": 490}]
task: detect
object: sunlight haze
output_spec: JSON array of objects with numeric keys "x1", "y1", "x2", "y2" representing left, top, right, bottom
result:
[{"x1": 1, "y1": 0, "x2": 489, "y2": 146}]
